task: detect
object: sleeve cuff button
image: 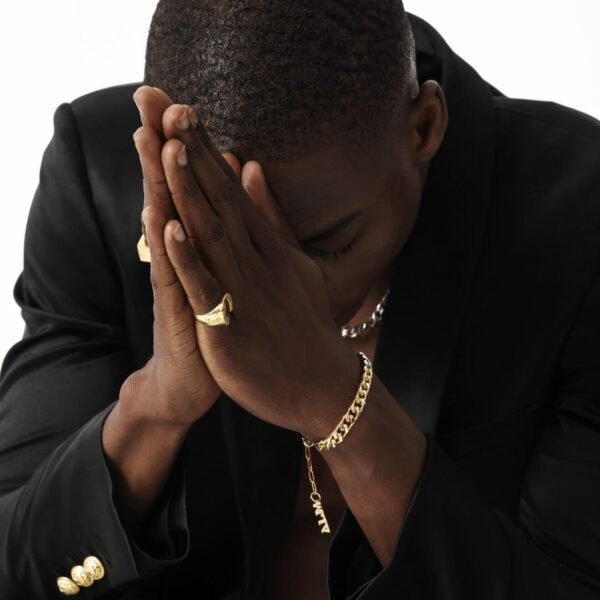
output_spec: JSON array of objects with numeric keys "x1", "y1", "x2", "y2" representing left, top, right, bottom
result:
[
  {"x1": 71, "y1": 565, "x2": 94, "y2": 587},
  {"x1": 57, "y1": 576, "x2": 80, "y2": 595},
  {"x1": 83, "y1": 555, "x2": 105, "y2": 581}
]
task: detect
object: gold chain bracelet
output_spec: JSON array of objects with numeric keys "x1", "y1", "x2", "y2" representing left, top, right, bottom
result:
[{"x1": 301, "y1": 350, "x2": 373, "y2": 534}]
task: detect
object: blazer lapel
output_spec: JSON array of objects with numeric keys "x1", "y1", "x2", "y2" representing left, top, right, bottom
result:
[
  {"x1": 219, "y1": 18, "x2": 497, "y2": 600},
  {"x1": 373, "y1": 35, "x2": 497, "y2": 436}
]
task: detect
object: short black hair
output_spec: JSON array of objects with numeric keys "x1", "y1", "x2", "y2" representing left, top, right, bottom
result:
[{"x1": 144, "y1": 1, "x2": 417, "y2": 164}]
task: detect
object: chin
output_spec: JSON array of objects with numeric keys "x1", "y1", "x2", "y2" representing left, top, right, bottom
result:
[{"x1": 332, "y1": 299, "x2": 364, "y2": 329}]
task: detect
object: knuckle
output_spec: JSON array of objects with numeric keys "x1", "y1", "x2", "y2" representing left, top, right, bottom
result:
[
  {"x1": 202, "y1": 219, "x2": 226, "y2": 245},
  {"x1": 170, "y1": 179, "x2": 195, "y2": 204},
  {"x1": 160, "y1": 275, "x2": 182, "y2": 292},
  {"x1": 135, "y1": 132, "x2": 154, "y2": 155},
  {"x1": 150, "y1": 262, "x2": 180, "y2": 295},
  {"x1": 194, "y1": 276, "x2": 221, "y2": 308},
  {"x1": 143, "y1": 172, "x2": 168, "y2": 188},
  {"x1": 173, "y1": 247, "x2": 197, "y2": 274},
  {"x1": 170, "y1": 260, "x2": 202, "y2": 295},
  {"x1": 212, "y1": 179, "x2": 238, "y2": 210},
  {"x1": 150, "y1": 271, "x2": 160, "y2": 293},
  {"x1": 120, "y1": 372, "x2": 142, "y2": 404}
]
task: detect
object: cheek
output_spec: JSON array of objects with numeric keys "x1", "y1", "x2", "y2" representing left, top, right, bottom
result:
[
  {"x1": 316, "y1": 209, "x2": 404, "y2": 321},
  {"x1": 321, "y1": 243, "x2": 393, "y2": 324},
  {"x1": 359, "y1": 218, "x2": 402, "y2": 272}
]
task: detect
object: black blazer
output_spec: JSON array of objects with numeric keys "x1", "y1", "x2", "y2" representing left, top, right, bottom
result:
[{"x1": 1, "y1": 13, "x2": 600, "y2": 600}]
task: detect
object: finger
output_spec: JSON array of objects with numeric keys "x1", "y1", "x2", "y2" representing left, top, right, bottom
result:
[
  {"x1": 222, "y1": 152, "x2": 242, "y2": 179},
  {"x1": 162, "y1": 105, "x2": 269, "y2": 254},
  {"x1": 161, "y1": 138, "x2": 251, "y2": 287},
  {"x1": 141, "y1": 205, "x2": 194, "y2": 347},
  {"x1": 241, "y1": 160, "x2": 301, "y2": 250},
  {"x1": 161, "y1": 104, "x2": 250, "y2": 204},
  {"x1": 133, "y1": 126, "x2": 179, "y2": 242},
  {"x1": 163, "y1": 218, "x2": 233, "y2": 347},
  {"x1": 133, "y1": 85, "x2": 174, "y2": 139},
  {"x1": 162, "y1": 103, "x2": 237, "y2": 181},
  {"x1": 161, "y1": 104, "x2": 281, "y2": 262}
]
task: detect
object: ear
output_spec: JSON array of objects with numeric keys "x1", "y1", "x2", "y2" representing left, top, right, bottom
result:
[
  {"x1": 241, "y1": 160, "x2": 301, "y2": 250},
  {"x1": 407, "y1": 80, "x2": 448, "y2": 165}
]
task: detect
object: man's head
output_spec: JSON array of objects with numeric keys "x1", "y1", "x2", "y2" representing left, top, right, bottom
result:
[
  {"x1": 145, "y1": 0, "x2": 418, "y2": 164},
  {"x1": 144, "y1": 1, "x2": 447, "y2": 328}
]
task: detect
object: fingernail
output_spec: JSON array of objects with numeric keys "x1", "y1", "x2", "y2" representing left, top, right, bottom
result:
[
  {"x1": 176, "y1": 145, "x2": 188, "y2": 167},
  {"x1": 187, "y1": 107, "x2": 199, "y2": 128},
  {"x1": 176, "y1": 107, "x2": 190, "y2": 131},
  {"x1": 172, "y1": 222, "x2": 186, "y2": 242},
  {"x1": 132, "y1": 93, "x2": 146, "y2": 125}
]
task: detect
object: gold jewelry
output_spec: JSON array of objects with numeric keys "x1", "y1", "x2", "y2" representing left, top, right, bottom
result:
[
  {"x1": 301, "y1": 350, "x2": 373, "y2": 533},
  {"x1": 137, "y1": 232, "x2": 151, "y2": 262},
  {"x1": 137, "y1": 212, "x2": 151, "y2": 263},
  {"x1": 194, "y1": 292, "x2": 234, "y2": 326}
]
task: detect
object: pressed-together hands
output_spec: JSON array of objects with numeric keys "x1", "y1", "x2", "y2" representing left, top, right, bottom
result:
[
  {"x1": 106, "y1": 86, "x2": 425, "y2": 558},
  {"x1": 129, "y1": 85, "x2": 359, "y2": 440}
]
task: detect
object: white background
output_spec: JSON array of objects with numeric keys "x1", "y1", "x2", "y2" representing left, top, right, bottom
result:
[{"x1": 0, "y1": 1, "x2": 599, "y2": 364}]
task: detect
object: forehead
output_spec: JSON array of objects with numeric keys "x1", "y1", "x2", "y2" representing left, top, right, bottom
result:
[{"x1": 259, "y1": 142, "x2": 381, "y2": 233}]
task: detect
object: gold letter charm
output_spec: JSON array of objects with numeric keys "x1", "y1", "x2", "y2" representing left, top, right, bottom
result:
[{"x1": 311, "y1": 494, "x2": 331, "y2": 534}]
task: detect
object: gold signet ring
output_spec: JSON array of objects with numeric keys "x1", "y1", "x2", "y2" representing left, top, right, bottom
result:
[
  {"x1": 194, "y1": 292, "x2": 234, "y2": 326},
  {"x1": 137, "y1": 233, "x2": 151, "y2": 262}
]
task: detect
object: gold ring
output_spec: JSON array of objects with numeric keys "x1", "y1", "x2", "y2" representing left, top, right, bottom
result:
[
  {"x1": 194, "y1": 292, "x2": 234, "y2": 326},
  {"x1": 137, "y1": 230, "x2": 151, "y2": 263}
]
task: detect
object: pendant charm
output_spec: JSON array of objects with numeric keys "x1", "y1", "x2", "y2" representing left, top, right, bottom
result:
[
  {"x1": 311, "y1": 494, "x2": 331, "y2": 534},
  {"x1": 303, "y1": 440, "x2": 331, "y2": 534}
]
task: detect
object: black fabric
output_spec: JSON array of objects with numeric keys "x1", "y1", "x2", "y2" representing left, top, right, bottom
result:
[{"x1": 1, "y1": 12, "x2": 600, "y2": 600}]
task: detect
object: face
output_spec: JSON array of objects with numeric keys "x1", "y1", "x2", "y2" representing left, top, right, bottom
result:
[
  {"x1": 260, "y1": 125, "x2": 423, "y2": 329},
  {"x1": 252, "y1": 80, "x2": 446, "y2": 329}
]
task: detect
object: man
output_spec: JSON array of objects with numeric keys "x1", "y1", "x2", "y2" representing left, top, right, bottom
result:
[{"x1": 1, "y1": 2, "x2": 600, "y2": 599}]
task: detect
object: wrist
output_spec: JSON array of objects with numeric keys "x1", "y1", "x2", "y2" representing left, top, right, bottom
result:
[
  {"x1": 117, "y1": 371, "x2": 194, "y2": 435},
  {"x1": 300, "y1": 347, "x2": 364, "y2": 443},
  {"x1": 103, "y1": 389, "x2": 191, "y2": 535}
]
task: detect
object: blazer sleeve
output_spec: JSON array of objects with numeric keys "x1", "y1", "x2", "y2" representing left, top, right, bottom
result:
[
  {"x1": 0, "y1": 102, "x2": 189, "y2": 599},
  {"x1": 327, "y1": 270, "x2": 600, "y2": 599}
]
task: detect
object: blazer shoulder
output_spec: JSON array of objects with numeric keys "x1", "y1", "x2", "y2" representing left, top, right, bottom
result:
[
  {"x1": 69, "y1": 81, "x2": 142, "y2": 124},
  {"x1": 494, "y1": 96, "x2": 600, "y2": 143},
  {"x1": 493, "y1": 96, "x2": 600, "y2": 197},
  {"x1": 490, "y1": 95, "x2": 600, "y2": 280},
  {"x1": 66, "y1": 82, "x2": 144, "y2": 160}
]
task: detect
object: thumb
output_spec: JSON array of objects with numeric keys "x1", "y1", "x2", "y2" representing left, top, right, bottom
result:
[{"x1": 241, "y1": 160, "x2": 301, "y2": 250}]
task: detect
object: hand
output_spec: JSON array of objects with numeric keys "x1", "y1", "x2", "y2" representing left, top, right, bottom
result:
[
  {"x1": 121, "y1": 87, "x2": 227, "y2": 428},
  {"x1": 137, "y1": 87, "x2": 360, "y2": 438}
]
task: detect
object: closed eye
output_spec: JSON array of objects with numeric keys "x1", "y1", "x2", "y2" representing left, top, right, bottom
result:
[{"x1": 305, "y1": 237, "x2": 357, "y2": 260}]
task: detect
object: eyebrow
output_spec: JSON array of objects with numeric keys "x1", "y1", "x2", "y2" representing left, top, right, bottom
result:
[{"x1": 298, "y1": 210, "x2": 361, "y2": 246}]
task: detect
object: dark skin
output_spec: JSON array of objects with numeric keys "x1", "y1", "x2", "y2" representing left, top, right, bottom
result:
[{"x1": 104, "y1": 79, "x2": 447, "y2": 596}]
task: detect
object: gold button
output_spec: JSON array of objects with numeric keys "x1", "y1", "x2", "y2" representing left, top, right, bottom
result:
[
  {"x1": 56, "y1": 576, "x2": 80, "y2": 595},
  {"x1": 71, "y1": 565, "x2": 94, "y2": 587},
  {"x1": 83, "y1": 555, "x2": 105, "y2": 581}
]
